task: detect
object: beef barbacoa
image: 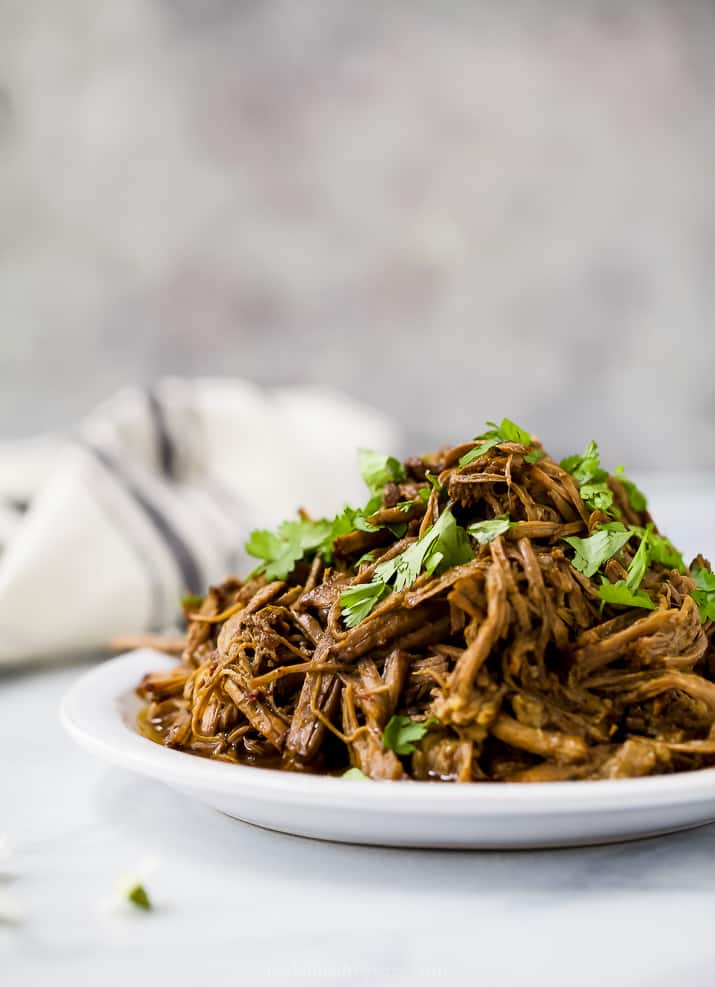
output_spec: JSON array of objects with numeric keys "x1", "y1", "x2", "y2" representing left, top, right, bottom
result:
[{"x1": 136, "y1": 420, "x2": 715, "y2": 782}]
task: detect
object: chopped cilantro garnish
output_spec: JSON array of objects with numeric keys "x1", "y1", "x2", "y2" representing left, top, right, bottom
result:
[
  {"x1": 646, "y1": 531, "x2": 685, "y2": 572},
  {"x1": 425, "y1": 472, "x2": 442, "y2": 493},
  {"x1": 467, "y1": 516, "x2": 513, "y2": 546},
  {"x1": 246, "y1": 518, "x2": 332, "y2": 581},
  {"x1": 524, "y1": 448, "x2": 545, "y2": 465},
  {"x1": 339, "y1": 581, "x2": 391, "y2": 629},
  {"x1": 342, "y1": 767, "x2": 369, "y2": 780},
  {"x1": 459, "y1": 418, "x2": 535, "y2": 467},
  {"x1": 563, "y1": 525, "x2": 632, "y2": 578},
  {"x1": 625, "y1": 527, "x2": 650, "y2": 593},
  {"x1": 357, "y1": 448, "x2": 406, "y2": 496},
  {"x1": 560, "y1": 440, "x2": 617, "y2": 517},
  {"x1": 382, "y1": 715, "x2": 437, "y2": 755},
  {"x1": 691, "y1": 567, "x2": 715, "y2": 623},
  {"x1": 598, "y1": 579, "x2": 656, "y2": 611},
  {"x1": 180, "y1": 594, "x2": 204, "y2": 609},
  {"x1": 339, "y1": 508, "x2": 473, "y2": 627},
  {"x1": 614, "y1": 466, "x2": 648, "y2": 513},
  {"x1": 127, "y1": 883, "x2": 151, "y2": 911}
]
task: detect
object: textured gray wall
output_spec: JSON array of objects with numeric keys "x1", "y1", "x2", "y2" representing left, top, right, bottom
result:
[{"x1": 1, "y1": 0, "x2": 714, "y2": 467}]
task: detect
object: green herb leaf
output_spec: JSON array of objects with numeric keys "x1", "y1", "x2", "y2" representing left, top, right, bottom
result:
[
  {"x1": 342, "y1": 767, "x2": 369, "y2": 780},
  {"x1": 560, "y1": 440, "x2": 617, "y2": 517},
  {"x1": 625, "y1": 527, "x2": 650, "y2": 592},
  {"x1": 357, "y1": 448, "x2": 406, "y2": 496},
  {"x1": 246, "y1": 518, "x2": 332, "y2": 581},
  {"x1": 339, "y1": 508, "x2": 473, "y2": 626},
  {"x1": 339, "y1": 581, "x2": 391, "y2": 629},
  {"x1": 180, "y1": 594, "x2": 204, "y2": 609},
  {"x1": 614, "y1": 466, "x2": 648, "y2": 513},
  {"x1": 467, "y1": 516, "x2": 513, "y2": 546},
  {"x1": 382, "y1": 715, "x2": 437, "y2": 755},
  {"x1": 386, "y1": 508, "x2": 473, "y2": 592},
  {"x1": 458, "y1": 417, "x2": 535, "y2": 468},
  {"x1": 524, "y1": 449, "x2": 545, "y2": 465},
  {"x1": 691, "y1": 566, "x2": 715, "y2": 622},
  {"x1": 598, "y1": 579, "x2": 656, "y2": 611},
  {"x1": 458, "y1": 436, "x2": 501, "y2": 467},
  {"x1": 492, "y1": 418, "x2": 533, "y2": 445},
  {"x1": 425, "y1": 472, "x2": 442, "y2": 493},
  {"x1": 647, "y1": 531, "x2": 685, "y2": 572},
  {"x1": 563, "y1": 527, "x2": 632, "y2": 578},
  {"x1": 127, "y1": 883, "x2": 151, "y2": 911}
]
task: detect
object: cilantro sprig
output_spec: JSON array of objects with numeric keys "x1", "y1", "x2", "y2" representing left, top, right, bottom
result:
[
  {"x1": 357, "y1": 448, "x2": 406, "y2": 496},
  {"x1": 459, "y1": 418, "x2": 538, "y2": 468},
  {"x1": 614, "y1": 466, "x2": 648, "y2": 513},
  {"x1": 382, "y1": 715, "x2": 437, "y2": 755},
  {"x1": 691, "y1": 567, "x2": 715, "y2": 623},
  {"x1": 339, "y1": 508, "x2": 473, "y2": 628},
  {"x1": 246, "y1": 518, "x2": 334, "y2": 581},
  {"x1": 560, "y1": 440, "x2": 617, "y2": 516},
  {"x1": 563, "y1": 525, "x2": 632, "y2": 578},
  {"x1": 598, "y1": 578, "x2": 657, "y2": 611},
  {"x1": 467, "y1": 516, "x2": 514, "y2": 546}
]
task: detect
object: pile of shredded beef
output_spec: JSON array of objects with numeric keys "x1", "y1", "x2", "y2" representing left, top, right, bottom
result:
[{"x1": 136, "y1": 426, "x2": 715, "y2": 782}]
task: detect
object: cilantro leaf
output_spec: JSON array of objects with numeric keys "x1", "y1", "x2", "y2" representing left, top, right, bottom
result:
[
  {"x1": 339, "y1": 581, "x2": 391, "y2": 629},
  {"x1": 357, "y1": 448, "x2": 406, "y2": 496},
  {"x1": 425, "y1": 472, "x2": 442, "y2": 493},
  {"x1": 524, "y1": 448, "x2": 545, "y2": 465},
  {"x1": 180, "y1": 594, "x2": 204, "y2": 609},
  {"x1": 458, "y1": 436, "x2": 501, "y2": 467},
  {"x1": 246, "y1": 518, "x2": 332, "y2": 580},
  {"x1": 614, "y1": 466, "x2": 648, "y2": 513},
  {"x1": 560, "y1": 440, "x2": 617, "y2": 516},
  {"x1": 127, "y1": 883, "x2": 151, "y2": 911},
  {"x1": 339, "y1": 508, "x2": 473, "y2": 626},
  {"x1": 563, "y1": 526, "x2": 632, "y2": 578},
  {"x1": 691, "y1": 566, "x2": 715, "y2": 622},
  {"x1": 625, "y1": 527, "x2": 650, "y2": 592},
  {"x1": 382, "y1": 715, "x2": 437, "y2": 755},
  {"x1": 467, "y1": 516, "x2": 513, "y2": 546},
  {"x1": 458, "y1": 417, "x2": 535, "y2": 468},
  {"x1": 647, "y1": 531, "x2": 685, "y2": 572},
  {"x1": 385, "y1": 508, "x2": 473, "y2": 592},
  {"x1": 598, "y1": 579, "x2": 656, "y2": 610},
  {"x1": 495, "y1": 418, "x2": 533, "y2": 445},
  {"x1": 342, "y1": 767, "x2": 369, "y2": 780}
]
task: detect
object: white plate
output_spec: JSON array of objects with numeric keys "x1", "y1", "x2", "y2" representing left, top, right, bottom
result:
[{"x1": 61, "y1": 649, "x2": 715, "y2": 848}]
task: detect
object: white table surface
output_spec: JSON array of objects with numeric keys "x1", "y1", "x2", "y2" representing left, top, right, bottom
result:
[{"x1": 4, "y1": 476, "x2": 715, "y2": 987}]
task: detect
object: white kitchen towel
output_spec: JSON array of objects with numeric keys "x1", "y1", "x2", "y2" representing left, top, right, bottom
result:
[{"x1": 0, "y1": 379, "x2": 400, "y2": 667}]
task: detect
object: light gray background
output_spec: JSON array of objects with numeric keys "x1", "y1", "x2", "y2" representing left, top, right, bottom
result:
[{"x1": 1, "y1": 0, "x2": 714, "y2": 465}]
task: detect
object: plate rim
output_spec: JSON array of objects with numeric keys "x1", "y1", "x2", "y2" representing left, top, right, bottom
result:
[{"x1": 60, "y1": 649, "x2": 715, "y2": 817}]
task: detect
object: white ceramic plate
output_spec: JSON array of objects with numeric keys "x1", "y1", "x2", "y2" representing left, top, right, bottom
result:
[{"x1": 61, "y1": 649, "x2": 715, "y2": 848}]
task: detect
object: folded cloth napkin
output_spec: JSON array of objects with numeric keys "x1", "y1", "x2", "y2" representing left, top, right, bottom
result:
[{"x1": 0, "y1": 379, "x2": 400, "y2": 667}]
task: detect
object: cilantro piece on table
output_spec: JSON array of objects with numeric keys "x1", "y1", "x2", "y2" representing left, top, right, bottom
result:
[
  {"x1": 691, "y1": 567, "x2": 715, "y2": 622},
  {"x1": 467, "y1": 516, "x2": 514, "y2": 546},
  {"x1": 357, "y1": 448, "x2": 406, "y2": 496},
  {"x1": 382, "y1": 715, "x2": 438, "y2": 755},
  {"x1": 598, "y1": 579, "x2": 656, "y2": 611},
  {"x1": 563, "y1": 525, "x2": 632, "y2": 578},
  {"x1": 127, "y1": 883, "x2": 152, "y2": 911},
  {"x1": 459, "y1": 418, "x2": 536, "y2": 467}
]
